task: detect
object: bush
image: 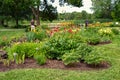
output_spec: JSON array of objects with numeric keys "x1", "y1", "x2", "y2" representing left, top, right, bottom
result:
[
  {"x1": 34, "y1": 54, "x2": 46, "y2": 65},
  {"x1": 62, "y1": 50, "x2": 81, "y2": 65},
  {"x1": 87, "y1": 36, "x2": 100, "y2": 45},
  {"x1": 6, "y1": 42, "x2": 46, "y2": 64},
  {"x1": 45, "y1": 32, "x2": 83, "y2": 60},
  {"x1": 84, "y1": 50, "x2": 105, "y2": 65},
  {"x1": 111, "y1": 28, "x2": 120, "y2": 35},
  {"x1": 35, "y1": 29, "x2": 48, "y2": 41}
]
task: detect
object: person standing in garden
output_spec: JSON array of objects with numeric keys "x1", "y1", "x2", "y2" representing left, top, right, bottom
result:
[
  {"x1": 85, "y1": 20, "x2": 89, "y2": 28},
  {"x1": 30, "y1": 19, "x2": 35, "y2": 32}
]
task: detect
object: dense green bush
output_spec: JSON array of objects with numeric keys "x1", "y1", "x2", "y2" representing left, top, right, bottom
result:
[
  {"x1": 35, "y1": 28, "x2": 48, "y2": 41},
  {"x1": 111, "y1": 28, "x2": 120, "y2": 35},
  {"x1": 84, "y1": 50, "x2": 105, "y2": 65},
  {"x1": 6, "y1": 42, "x2": 46, "y2": 64},
  {"x1": 45, "y1": 32, "x2": 83, "y2": 59},
  {"x1": 62, "y1": 43, "x2": 93, "y2": 65},
  {"x1": 34, "y1": 54, "x2": 46, "y2": 65},
  {"x1": 62, "y1": 50, "x2": 81, "y2": 65}
]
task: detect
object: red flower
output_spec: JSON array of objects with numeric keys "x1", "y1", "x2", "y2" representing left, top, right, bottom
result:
[{"x1": 68, "y1": 29, "x2": 73, "y2": 33}]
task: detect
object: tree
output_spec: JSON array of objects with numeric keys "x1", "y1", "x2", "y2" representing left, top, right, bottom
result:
[
  {"x1": 41, "y1": 5, "x2": 58, "y2": 22},
  {"x1": 0, "y1": 0, "x2": 83, "y2": 26},
  {"x1": 0, "y1": 0, "x2": 32, "y2": 27},
  {"x1": 91, "y1": 0, "x2": 113, "y2": 19},
  {"x1": 30, "y1": 0, "x2": 83, "y2": 25},
  {"x1": 111, "y1": 0, "x2": 120, "y2": 21}
]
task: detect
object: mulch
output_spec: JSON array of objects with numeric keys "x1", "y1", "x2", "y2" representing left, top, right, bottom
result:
[{"x1": 0, "y1": 58, "x2": 110, "y2": 72}]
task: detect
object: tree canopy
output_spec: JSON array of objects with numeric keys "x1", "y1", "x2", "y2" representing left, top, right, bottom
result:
[
  {"x1": 91, "y1": 0, "x2": 120, "y2": 21},
  {"x1": 0, "y1": 0, "x2": 83, "y2": 26}
]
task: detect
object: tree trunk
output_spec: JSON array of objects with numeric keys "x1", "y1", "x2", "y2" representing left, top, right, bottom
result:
[
  {"x1": 0, "y1": 20, "x2": 4, "y2": 26},
  {"x1": 31, "y1": 6, "x2": 40, "y2": 26},
  {"x1": 36, "y1": 6, "x2": 40, "y2": 26},
  {"x1": 15, "y1": 18, "x2": 19, "y2": 28}
]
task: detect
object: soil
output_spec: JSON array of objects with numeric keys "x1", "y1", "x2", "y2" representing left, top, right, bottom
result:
[
  {"x1": 0, "y1": 58, "x2": 110, "y2": 72},
  {"x1": 89, "y1": 41, "x2": 112, "y2": 46}
]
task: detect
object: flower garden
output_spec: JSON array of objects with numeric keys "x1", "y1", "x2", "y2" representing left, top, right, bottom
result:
[{"x1": 0, "y1": 21, "x2": 120, "y2": 80}]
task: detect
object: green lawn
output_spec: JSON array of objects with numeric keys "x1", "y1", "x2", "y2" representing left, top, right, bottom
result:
[
  {"x1": 0, "y1": 29, "x2": 120, "y2": 80},
  {"x1": 0, "y1": 29, "x2": 25, "y2": 40}
]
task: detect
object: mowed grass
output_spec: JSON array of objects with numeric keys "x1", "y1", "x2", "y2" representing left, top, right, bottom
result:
[
  {"x1": 0, "y1": 29, "x2": 120, "y2": 80},
  {"x1": 0, "y1": 29, "x2": 25, "y2": 40}
]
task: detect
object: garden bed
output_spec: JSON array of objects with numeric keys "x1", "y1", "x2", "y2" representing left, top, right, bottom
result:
[
  {"x1": 0, "y1": 58, "x2": 110, "y2": 72},
  {"x1": 88, "y1": 41, "x2": 112, "y2": 46}
]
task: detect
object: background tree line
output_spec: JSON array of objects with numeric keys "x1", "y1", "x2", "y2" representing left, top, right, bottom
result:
[{"x1": 0, "y1": 0, "x2": 120, "y2": 28}]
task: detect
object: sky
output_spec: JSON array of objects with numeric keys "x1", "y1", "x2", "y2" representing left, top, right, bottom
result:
[{"x1": 52, "y1": 0, "x2": 93, "y2": 13}]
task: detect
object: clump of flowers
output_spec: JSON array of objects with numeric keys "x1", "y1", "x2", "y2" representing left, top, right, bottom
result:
[{"x1": 98, "y1": 28, "x2": 113, "y2": 36}]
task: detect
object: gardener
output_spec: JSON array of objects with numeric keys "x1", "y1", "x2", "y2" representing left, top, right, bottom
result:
[{"x1": 30, "y1": 19, "x2": 35, "y2": 32}]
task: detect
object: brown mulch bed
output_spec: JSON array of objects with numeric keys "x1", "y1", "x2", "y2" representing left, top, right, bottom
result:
[
  {"x1": 0, "y1": 58, "x2": 110, "y2": 72},
  {"x1": 89, "y1": 41, "x2": 112, "y2": 46}
]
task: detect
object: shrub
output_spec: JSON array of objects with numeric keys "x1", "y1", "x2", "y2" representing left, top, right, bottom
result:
[
  {"x1": 98, "y1": 28, "x2": 113, "y2": 37},
  {"x1": 35, "y1": 29, "x2": 48, "y2": 41},
  {"x1": 87, "y1": 36, "x2": 100, "y2": 45},
  {"x1": 34, "y1": 54, "x2": 46, "y2": 65},
  {"x1": 84, "y1": 50, "x2": 105, "y2": 65},
  {"x1": 6, "y1": 42, "x2": 46, "y2": 64},
  {"x1": 62, "y1": 50, "x2": 81, "y2": 65},
  {"x1": 111, "y1": 28, "x2": 120, "y2": 35},
  {"x1": 45, "y1": 32, "x2": 83, "y2": 60}
]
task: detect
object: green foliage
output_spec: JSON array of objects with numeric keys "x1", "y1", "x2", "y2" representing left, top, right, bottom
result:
[
  {"x1": 87, "y1": 36, "x2": 100, "y2": 45},
  {"x1": 65, "y1": 0, "x2": 83, "y2": 7},
  {"x1": 75, "y1": 43, "x2": 93, "y2": 60},
  {"x1": 26, "y1": 32, "x2": 36, "y2": 42},
  {"x1": 84, "y1": 49, "x2": 105, "y2": 65},
  {"x1": 41, "y1": 5, "x2": 58, "y2": 22},
  {"x1": 41, "y1": 25, "x2": 50, "y2": 30},
  {"x1": 111, "y1": 28, "x2": 120, "y2": 35},
  {"x1": 98, "y1": 28, "x2": 113, "y2": 37},
  {"x1": 45, "y1": 32, "x2": 83, "y2": 59},
  {"x1": 34, "y1": 54, "x2": 46, "y2": 65},
  {"x1": 6, "y1": 42, "x2": 45, "y2": 64},
  {"x1": 91, "y1": 0, "x2": 112, "y2": 19},
  {"x1": 26, "y1": 28, "x2": 48, "y2": 42},
  {"x1": 62, "y1": 50, "x2": 81, "y2": 65},
  {"x1": 35, "y1": 28, "x2": 48, "y2": 41},
  {"x1": 0, "y1": 39, "x2": 10, "y2": 47}
]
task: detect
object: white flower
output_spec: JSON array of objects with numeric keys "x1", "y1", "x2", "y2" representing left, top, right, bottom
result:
[{"x1": 13, "y1": 53, "x2": 17, "y2": 56}]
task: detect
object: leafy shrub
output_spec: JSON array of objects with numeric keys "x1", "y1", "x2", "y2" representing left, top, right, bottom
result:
[
  {"x1": 84, "y1": 50, "x2": 105, "y2": 65},
  {"x1": 34, "y1": 54, "x2": 46, "y2": 65},
  {"x1": 35, "y1": 29, "x2": 48, "y2": 41},
  {"x1": 111, "y1": 28, "x2": 120, "y2": 35},
  {"x1": 87, "y1": 36, "x2": 100, "y2": 45},
  {"x1": 98, "y1": 28, "x2": 113, "y2": 37},
  {"x1": 45, "y1": 32, "x2": 83, "y2": 59},
  {"x1": 62, "y1": 50, "x2": 81, "y2": 65},
  {"x1": 6, "y1": 42, "x2": 46, "y2": 64},
  {"x1": 75, "y1": 43, "x2": 93, "y2": 60}
]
